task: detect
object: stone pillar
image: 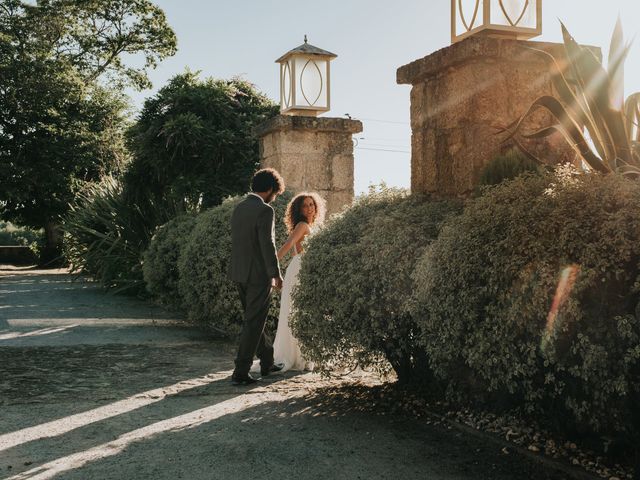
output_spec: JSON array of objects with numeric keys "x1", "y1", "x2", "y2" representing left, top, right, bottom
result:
[
  {"x1": 254, "y1": 115, "x2": 363, "y2": 215},
  {"x1": 397, "y1": 36, "x2": 598, "y2": 198}
]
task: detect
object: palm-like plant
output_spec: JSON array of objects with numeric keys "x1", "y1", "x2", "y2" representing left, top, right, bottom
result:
[
  {"x1": 505, "y1": 21, "x2": 640, "y2": 178},
  {"x1": 64, "y1": 177, "x2": 177, "y2": 294}
]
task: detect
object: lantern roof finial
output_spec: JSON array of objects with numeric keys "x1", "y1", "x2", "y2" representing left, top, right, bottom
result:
[{"x1": 275, "y1": 39, "x2": 337, "y2": 63}]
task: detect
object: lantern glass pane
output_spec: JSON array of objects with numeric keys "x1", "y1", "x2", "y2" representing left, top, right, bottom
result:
[
  {"x1": 282, "y1": 60, "x2": 292, "y2": 109},
  {"x1": 490, "y1": 0, "x2": 537, "y2": 29},
  {"x1": 455, "y1": 0, "x2": 485, "y2": 37},
  {"x1": 294, "y1": 56, "x2": 327, "y2": 108}
]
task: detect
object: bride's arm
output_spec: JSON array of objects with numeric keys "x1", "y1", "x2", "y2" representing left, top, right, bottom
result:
[{"x1": 277, "y1": 223, "x2": 310, "y2": 260}]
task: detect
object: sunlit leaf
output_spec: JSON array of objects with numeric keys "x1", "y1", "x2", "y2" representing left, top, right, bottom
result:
[
  {"x1": 608, "y1": 16, "x2": 625, "y2": 111},
  {"x1": 507, "y1": 22, "x2": 640, "y2": 177}
]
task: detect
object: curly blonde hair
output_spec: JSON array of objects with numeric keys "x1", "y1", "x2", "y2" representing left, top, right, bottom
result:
[{"x1": 284, "y1": 192, "x2": 326, "y2": 233}]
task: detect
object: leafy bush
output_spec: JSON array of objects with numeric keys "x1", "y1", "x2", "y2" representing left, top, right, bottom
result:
[
  {"x1": 477, "y1": 149, "x2": 541, "y2": 188},
  {"x1": 410, "y1": 169, "x2": 640, "y2": 435},
  {"x1": 0, "y1": 222, "x2": 44, "y2": 255},
  {"x1": 64, "y1": 177, "x2": 176, "y2": 294},
  {"x1": 291, "y1": 187, "x2": 461, "y2": 383},
  {"x1": 142, "y1": 214, "x2": 197, "y2": 307},
  {"x1": 178, "y1": 192, "x2": 292, "y2": 336}
]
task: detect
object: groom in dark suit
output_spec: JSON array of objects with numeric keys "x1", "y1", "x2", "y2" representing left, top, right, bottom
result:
[{"x1": 229, "y1": 168, "x2": 285, "y2": 385}]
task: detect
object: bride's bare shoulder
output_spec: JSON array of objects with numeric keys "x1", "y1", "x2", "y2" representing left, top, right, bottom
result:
[{"x1": 295, "y1": 221, "x2": 311, "y2": 233}]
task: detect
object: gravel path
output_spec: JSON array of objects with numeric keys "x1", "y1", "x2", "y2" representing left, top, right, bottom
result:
[{"x1": 0, "y1": 268, "x2": 572, "y2": 480}]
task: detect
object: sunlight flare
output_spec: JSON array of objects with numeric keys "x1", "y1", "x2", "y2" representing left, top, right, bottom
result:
[{"x1": 545, "y1": 264, "x2": 580, "y2": 335}]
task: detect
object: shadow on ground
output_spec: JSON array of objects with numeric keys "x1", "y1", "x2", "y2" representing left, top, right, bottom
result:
[
  {"x1": 0, "y1": 270, "x2": 579, "y2": 480},
  {"x1": 0, "y1": 271, "x2": 178, "y2": 328},
  {"x1": 1, "y1": 372, "x2": 569, "y2": 480}
]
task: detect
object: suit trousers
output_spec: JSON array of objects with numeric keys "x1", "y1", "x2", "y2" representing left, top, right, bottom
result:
[{"x1": 233, "y1": 281, "x2": 274, "y2": 376}]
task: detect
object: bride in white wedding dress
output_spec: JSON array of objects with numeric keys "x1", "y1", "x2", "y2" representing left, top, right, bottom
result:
[{"x1": 272, "y1": 192, "x2": 326, "y2": 372}]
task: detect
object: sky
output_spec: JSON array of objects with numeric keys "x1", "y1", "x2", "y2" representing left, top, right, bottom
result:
[{"x1": 126, "y1": 0, "x2": 640, "y2": 194}]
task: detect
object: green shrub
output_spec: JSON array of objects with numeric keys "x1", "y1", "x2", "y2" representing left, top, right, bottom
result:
[
  {"x1": 142, "y1": 214, "x2": 197, "y2": 307},
  {"x1": 178, "y1": 192, "x2": 292, "y2": 337},
  {"x1": 64, "y1": 177, "x2": 175, "y2": 294},
  {"x1": 0, "y1": 222, "x2": 44, "y2": 255},
  {"x1": 410, "y1": 169, "x2": 640, "y2": 435},
  {"x1": 291, "y1": 187, "x2": 461, "y2": 383},
  {"x1": 477, "y1": 149, "x2": 541, "y2": 188}
]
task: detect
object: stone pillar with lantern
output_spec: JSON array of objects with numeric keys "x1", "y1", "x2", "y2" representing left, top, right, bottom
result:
[
  {"x1": 255, "y1": 37, "x2": 363, "y2": 216},
  {"x1": 397, "y1": 0, "x2": 588, "y2": 198}
]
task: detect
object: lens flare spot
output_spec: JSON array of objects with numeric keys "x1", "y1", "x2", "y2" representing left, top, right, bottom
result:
[{"x1": 545, "y1": 264, "x2": 580, "y2": 337}]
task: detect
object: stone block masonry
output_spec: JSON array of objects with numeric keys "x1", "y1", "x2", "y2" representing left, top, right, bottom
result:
[
  {"x1": 255, "y1": 115, "x2": 363, "y2": 216},
  {"x1": 397, "y1": 36, "x2": 601, "y2": 198}
]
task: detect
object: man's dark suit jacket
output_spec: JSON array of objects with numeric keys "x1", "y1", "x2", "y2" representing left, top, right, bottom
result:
[{"x1": 229, "y1": 194, "x2": 281, "y2": 284}]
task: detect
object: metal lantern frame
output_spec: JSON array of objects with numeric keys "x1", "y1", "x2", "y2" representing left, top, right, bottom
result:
[
  {"x1": 451, "y1": 0, "x2": 542, "y2": 44},
  {"x1": 276, "y1": 39, "x2": 336, "y2": 116}
]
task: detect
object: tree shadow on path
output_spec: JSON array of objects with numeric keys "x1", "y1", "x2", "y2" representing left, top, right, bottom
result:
[
  {"x1": 2, "y1": 372, "x2": 573, "y2": 480},
  {"x1": 0, "y1": 273, "x2": 177, "y2": 328}
]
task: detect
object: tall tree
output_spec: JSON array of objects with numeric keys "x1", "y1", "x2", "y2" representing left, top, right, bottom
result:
[
  {"x1": 1, "y1": 0, "x2": 177, "y2": 89},
  {"x1": 0, "y1": 0, "x2": 177, "y2": 263},
  {"x1": 124, "y1": 72, "x2": 279, "y2": 212}
]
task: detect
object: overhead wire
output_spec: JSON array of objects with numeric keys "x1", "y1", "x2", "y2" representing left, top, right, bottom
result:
[
  {"x1": 357, "y1": 117, "x2": 410, "y2": 126},
  {"x1": 355, "y1": 147, "x2": 410, "y2": 154}
]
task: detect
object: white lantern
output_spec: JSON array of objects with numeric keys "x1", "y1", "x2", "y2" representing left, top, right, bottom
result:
[
  {"x1": 276, "y1": 36, "x2": 336, "y2": 116},
  {"x1": 451, "y1": 0, "x2": 542, "y2": 44}
]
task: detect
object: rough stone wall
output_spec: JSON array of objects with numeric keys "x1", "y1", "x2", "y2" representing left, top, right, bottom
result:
[
  {"x1": 397, "y1": 36, "x2": 601, "y2": 198},
  {"x1": 255, "y1": 116, "x2": 363, "y2": 216}
]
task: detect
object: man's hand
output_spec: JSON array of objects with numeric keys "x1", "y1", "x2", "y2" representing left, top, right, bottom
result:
[{"x1": 273, "y1": 276, "x2": 283, "y2": 290}]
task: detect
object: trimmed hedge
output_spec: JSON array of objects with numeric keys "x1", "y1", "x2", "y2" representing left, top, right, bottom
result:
[
  {"x1": 177, "y1": 193, "x2": 292, "y2": 336},
  {"x1": 142, "y1": 214, "x2": 197, "y2": 308},
  {"x1": 292, "y1": 187, "x2": 461, "y2": 382},
  {"x1": 410, "y1": 169, "x2": 640, "y2": 435}
]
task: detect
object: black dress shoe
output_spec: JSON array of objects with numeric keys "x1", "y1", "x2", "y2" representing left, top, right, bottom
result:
[
  {"x1": 261, "y1": 363, "x2": 284, "y2": 376},
  {"x1": 231, "y1": 373, "x2": 259, "y2": 386}
]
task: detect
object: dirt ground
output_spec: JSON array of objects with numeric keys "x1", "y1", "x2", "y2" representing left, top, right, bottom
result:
[{"x1": 0, "y1": 268, "x2": 579, "y2": 479}]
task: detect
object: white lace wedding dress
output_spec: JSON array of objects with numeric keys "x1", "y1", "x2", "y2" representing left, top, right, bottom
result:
[
  {"x1": 272, "y1": 252, "x2": 308, "y2": 372},
  {"x1": 249, "y1": 251, "x2": 309, "y2": 375}
]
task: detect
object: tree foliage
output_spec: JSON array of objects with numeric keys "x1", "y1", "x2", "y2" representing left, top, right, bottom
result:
[
  {"x1": 0, "y1": 77, "x2": 130, "y2": 230},
  {"x1": 62, "y1": 71, "x2": 278, "y2": 290},
  {"x1": 1, "y1": 0, "x2": 176, "y2": 90},
  {"x1": 124, "y1": 72, "x2": 279, "y2": 212},
  {"x1": 0, "y1": 0, "x2": 176, "y2": 260}
]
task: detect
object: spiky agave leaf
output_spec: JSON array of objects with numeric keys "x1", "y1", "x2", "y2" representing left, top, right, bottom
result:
[
  {"x1": 501, "y1": 45, "x2": 612, "y2": 168},
  {"x1": 540, "y1": 46, "x2": 612, "y2": 163},
  {"x1": 503, "y1": 22, "x2": 640, "y2": 177},
  {"x1": 503, "y1": 95, "x2": 609, "y2": 173},
  {"x1": 625, "y1": 93, "x2": 640, "y2": 143},
  {"x1": 608, "y1": 16, "x2": 625, "y2": 111},
  {"x1": 561, "y1": 22, "x2": 633, "y2": 165}
]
